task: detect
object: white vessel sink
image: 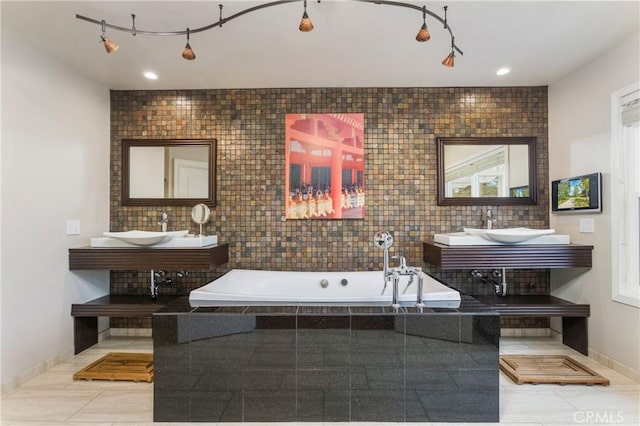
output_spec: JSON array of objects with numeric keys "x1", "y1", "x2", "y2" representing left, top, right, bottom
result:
[
  {"x1": 464, "y1": 227, "x2": 556, "y2": 243},
  {"x1": 90, "y1": 230, "x2": 218, "y2": 248},
  {"x1": 96, "y1": 230, "x2": 189, "y2": 247},
  {"x1": 434, "y1": 228, "x2": 570, "y2": 246}
]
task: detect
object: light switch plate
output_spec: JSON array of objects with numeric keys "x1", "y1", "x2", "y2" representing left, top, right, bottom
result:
[
  {"x1": 579, "y1": 217, "x2": 595, "y2": 233},
  {"x1": 66, "y1": 219, "x2": 81, "y2": 235}
]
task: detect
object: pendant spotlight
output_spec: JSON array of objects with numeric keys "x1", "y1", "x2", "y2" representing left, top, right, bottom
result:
[
  {"x1": 442, "y1": 36, "x2": 455, "y2": 67},
  {"x1": 182, "y1": 28, "x2": 196, "y2": 60},
  {"x1": 415, "y1": 6, "x2": 431, "y2": 42},
  {"x1": 77, "y1": 0, "x2": 463, "y2": 67},
  {"x1": 299, "y1": 0, "x2": 314, "y2": 32},
  {"x1": 99, "y1": 19, "x2": 119, "y2": 53}
]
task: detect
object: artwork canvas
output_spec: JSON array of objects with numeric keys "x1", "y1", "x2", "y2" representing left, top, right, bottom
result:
[{"x1": 285, "y1": 113, "x2": 365, "y2": 219}]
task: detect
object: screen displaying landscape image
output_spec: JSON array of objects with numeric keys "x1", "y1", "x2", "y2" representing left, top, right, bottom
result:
[{"x1": 557, "y1": 177, "x2": 591, "y2": 209}]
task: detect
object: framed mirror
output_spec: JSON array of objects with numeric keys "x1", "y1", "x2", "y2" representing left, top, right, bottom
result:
[
  {"x1": 436, "y1": 137, "x2": 537, "y2": 206},
  {"x1": 122, "y1": 139, "x2": 217, "y2": 207}
]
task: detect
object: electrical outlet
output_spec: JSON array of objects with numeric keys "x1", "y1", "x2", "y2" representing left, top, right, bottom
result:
[
  {"x1": 66, "y1": 219, "x2": 81, "y2": 235},
  {"x1": 579, "y1": 218, "x2": 595, "y2": 233}
]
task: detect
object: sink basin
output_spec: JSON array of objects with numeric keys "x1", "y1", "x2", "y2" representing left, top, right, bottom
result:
[
  {"x1": 100, "y1": 230, "x2": 189, "y2": 246},
  {"x1": 464, "y1": 227, "x2": 556, "y2": 243},
  {"x1": 91, "y1": 231, "x2": 218, "y2": 248},
  {"x1": 434, "y1": 228, "x2": 570, "y2": 246}
]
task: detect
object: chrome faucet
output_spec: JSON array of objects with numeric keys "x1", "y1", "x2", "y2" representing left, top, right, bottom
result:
[
  {"x1": 485, "y1": 209, "x2": 497, "y2": 229},
  {"x1": 393, "y1": 255, "x2": 407, "y2": 271},
  {"x1": 158, "y1": 212, "x2": 168, "y2": 232},
  {"x1": 374, "y1": 232, "x2": 425, "y2": 310},
  {"x1": 150, "y1": 270, "x2": 172, "y2": 299},
  {"x1": 394, "y1": 258, "x2": 426, "y2": 309},
  {"x1": 471, "y1": 268, "x2": 508, "y2": 296}
]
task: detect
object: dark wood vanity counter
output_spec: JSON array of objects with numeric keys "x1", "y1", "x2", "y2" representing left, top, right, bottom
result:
[
  {"x1": 69, "y1": 243, "x2": 229, "y2": 353},
  {"x1": 69, "y1": 243, "x2": 229, "y2": 270},
  {"x1": 423, "y1": 242, "x2": 593, "y2": 269},
  {"x1": 421, "y1": 242, "x2": 594, "y2": 355}
]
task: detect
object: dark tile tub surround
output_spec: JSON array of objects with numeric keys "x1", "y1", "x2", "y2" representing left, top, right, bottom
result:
[
  {"x1": 110, "y1": 87, "x2": 549, "y2": 328},
  {"x1": 153, "y1": 296, "x2": 500, "y2": 423}
]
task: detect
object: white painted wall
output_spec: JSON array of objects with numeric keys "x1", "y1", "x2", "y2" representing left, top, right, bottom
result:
[
  {"x1": 1, "y1": 29, "x2": 111, "y2": 393},
  {"x1": 549, "y1": 31, "x2": 640, "y2": 378}
]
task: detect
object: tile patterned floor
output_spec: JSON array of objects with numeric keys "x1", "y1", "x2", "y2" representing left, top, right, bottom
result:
[{"x1": 1, "y1": 336, "x2": 638, "y2": 425}]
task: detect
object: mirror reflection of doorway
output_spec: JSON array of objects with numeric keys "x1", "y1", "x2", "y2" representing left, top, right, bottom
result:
[
  {"x1": 173, "y1": 159, "x2": 208, "y2": 198},
  {"x1": 285, "y1": 113, "x2": 365, "y2": 219}
]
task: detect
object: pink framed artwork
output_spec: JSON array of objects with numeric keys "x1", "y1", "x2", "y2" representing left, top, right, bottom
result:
[{"x1": 285, "y1": 113, "x2": 365, "y2": 219}]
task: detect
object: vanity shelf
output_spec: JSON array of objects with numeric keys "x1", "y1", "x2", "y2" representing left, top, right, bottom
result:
[
  {"x1": 475, "y1": 295, "x2": 590, "y2": 355},
  {"x1": 69, "y1": 243, "x2": 229, "y2": 270},
  {"x1": 71, "y1": 295, "x2": 176, "y2": 354},
  {"x1": 423, "y1": 242, "x2": 593, "y2": 269}
]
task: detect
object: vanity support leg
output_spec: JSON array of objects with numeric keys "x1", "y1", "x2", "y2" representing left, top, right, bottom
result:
[
  {"x1": 74, "y1": 316, "x2": 98, "y2": 355},
  {"x1": 562, "y1": 316, "x2": 588, "y2": 356}
]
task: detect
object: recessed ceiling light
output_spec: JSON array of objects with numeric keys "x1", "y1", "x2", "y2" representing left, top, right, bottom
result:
[
  {"x1": 496, "y1": 67, "x2": 510, "y2": 76},
  {"x1": 144, "y1": 71, "x2": 158, "y2": 80}
]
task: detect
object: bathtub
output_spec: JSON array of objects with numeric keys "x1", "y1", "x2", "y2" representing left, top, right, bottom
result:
[{"x1": 189, "y1": 269, "x2": 460, "y2": 307}]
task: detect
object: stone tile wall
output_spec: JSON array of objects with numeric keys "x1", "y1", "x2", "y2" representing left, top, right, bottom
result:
[{"x1": 109, "y1": 86, "x2": 549, "y2": 328}]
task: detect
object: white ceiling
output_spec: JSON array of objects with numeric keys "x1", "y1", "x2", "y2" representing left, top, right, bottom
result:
[{"x1": 2, "y1": 1, "x2": 639, "y2": 90}]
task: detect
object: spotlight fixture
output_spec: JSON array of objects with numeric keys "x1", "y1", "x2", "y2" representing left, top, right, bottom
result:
[
  {"x1": 99, "y1": 19, "x2": 118, "y2": 53},
  {"x1": 441, "y1": 51, "x2": 455, "y2": 67},
  {"x1": 182, "y1": 28, "x2": 196, "y2": 60},
  {"x1": 415, "y1": 6, "x2": 431, "y2": 42},
  {"x1": 77, "y1": 1, "x2": 463, "y2": 67},
  {"x1": 299, "y1": 0, "x2": 314, "y2": 32},
  {"x1": 442, "y1": 36, "x2": 455, "y2": 67}
]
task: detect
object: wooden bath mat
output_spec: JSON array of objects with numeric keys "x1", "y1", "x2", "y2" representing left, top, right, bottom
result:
[
  {"x1": 73, "y1": 352, "x2": 153, "y2": 383},
  {"x1": 500, "y1": 355, "x2": 609, "y2": 385}
]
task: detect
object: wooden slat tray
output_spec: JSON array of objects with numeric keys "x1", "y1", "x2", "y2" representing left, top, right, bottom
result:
[
  {"x1": 73, "y1": 352, "x2": 153, "y2": 383},
  {"x1": 500, "y1": 355, "x2": 609, "y2": 385}
]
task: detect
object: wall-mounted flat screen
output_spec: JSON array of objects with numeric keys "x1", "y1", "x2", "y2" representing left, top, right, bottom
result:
[{"x1": 551, "y1": 172, "x2": 602, "y2": 213}]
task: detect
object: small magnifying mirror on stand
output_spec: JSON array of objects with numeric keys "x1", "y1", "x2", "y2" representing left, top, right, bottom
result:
[{"x1": 191, "y1": 203, "x2": 211, "y2": 237}]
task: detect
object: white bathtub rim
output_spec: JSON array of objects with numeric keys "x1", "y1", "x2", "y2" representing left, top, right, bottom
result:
[{"x1": 189, "y1": 269, "x2": 461, "y2": 307}]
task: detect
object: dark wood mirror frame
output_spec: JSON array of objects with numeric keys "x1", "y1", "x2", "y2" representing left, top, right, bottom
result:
[
  {"x1": 436, "y1": 136, "x2": 538, "y2": 206},
  {"x1": 122, "y1": 139, "x2": 217, "y2": 207}
]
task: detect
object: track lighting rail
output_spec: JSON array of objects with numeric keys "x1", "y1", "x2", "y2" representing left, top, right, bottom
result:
[{"x1": 76, "y1": 0, "x2": 463, "y2": 64}]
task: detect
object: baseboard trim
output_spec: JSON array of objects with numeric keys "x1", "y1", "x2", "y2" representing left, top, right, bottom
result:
[
  {"x1": 108, "y1": 327, "x2": 152, "y2": 337},
  {"x1": 1, "y1": 345, "x2": 75, "y2": 396},
  {"x1": 589, "y1": 347, "x2": 639, "y2": 382},
  {"x1": 510, "y1": 328, "x2": 639, "y2": 382},
  {"x1": 501, "y1": 327, "x2": 551, "y2": 337}
]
